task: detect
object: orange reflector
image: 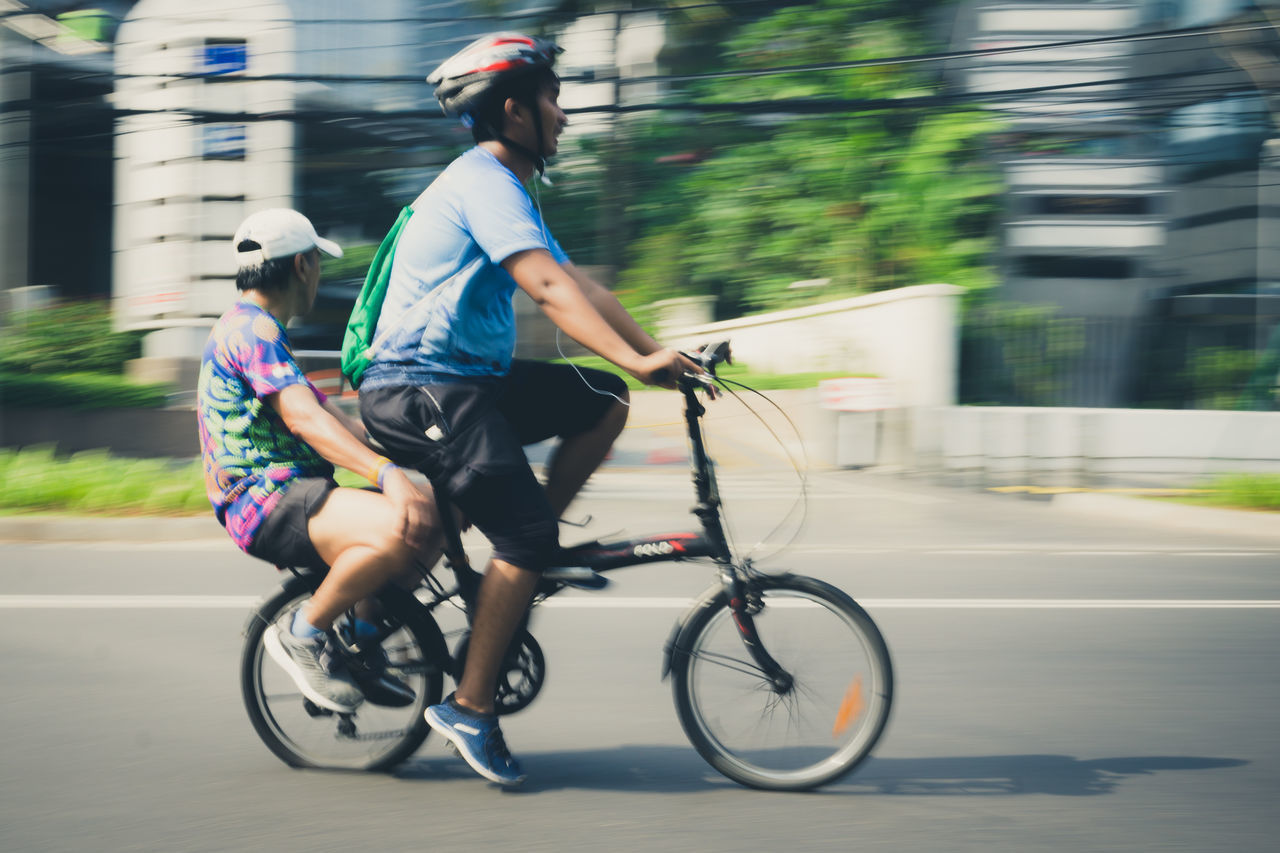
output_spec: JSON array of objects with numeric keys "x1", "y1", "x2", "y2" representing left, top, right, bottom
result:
[{"x1": 832, "y1": 675, "x2": 864, "y2": 738}]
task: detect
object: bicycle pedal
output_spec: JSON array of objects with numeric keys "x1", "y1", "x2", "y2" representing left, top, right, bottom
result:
[{"x1": 543, "y1": 566, "x2": 609, "y2": 590}]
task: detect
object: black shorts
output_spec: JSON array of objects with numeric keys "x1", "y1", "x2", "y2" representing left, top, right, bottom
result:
[
  {"x1": 359, "y1": 360, "x2": 627, "y2": 570},
  {"x1": 246, "y1": 477, "x2": 337, "y2": 570}
]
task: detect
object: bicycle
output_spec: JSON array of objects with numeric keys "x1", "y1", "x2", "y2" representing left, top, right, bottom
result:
[{"x1": 240, "y1": 341, "x2": 893, "y2": 791}]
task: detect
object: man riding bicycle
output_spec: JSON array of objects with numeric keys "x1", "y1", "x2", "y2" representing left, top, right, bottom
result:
[
  {"x1": 353, "y1": 32, "x2": 699, "y2": 785},
  {"x1": 197, "y1": 208, "x2": 440, "y2": 714}
]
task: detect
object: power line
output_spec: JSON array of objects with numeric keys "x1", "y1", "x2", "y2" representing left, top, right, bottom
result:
[
  {"x1": 625, "y1": 21, "x2": 1280, "y2": 85},
  {"x1": 0, "y1": 0, "x2": 772, "y2": 28},
  {"x1": 5, "y1": 17, "x2": 1272, "y2": 89},
  {"x1": 4, "y1": 62, "x2": 1255, "y2": 118}
]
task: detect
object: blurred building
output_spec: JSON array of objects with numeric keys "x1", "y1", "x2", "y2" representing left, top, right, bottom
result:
[
  {"x1": 951, "y1": 0, "x2": 1280, "y2": 406},
  {"x1": 2, "y1": 0, "x2": 660, "y2": 387},
  {"x1": 0, "y1": 1, "x2": 131, "y2": 311},
  {"x1": 111, "y1": 0, "x2": 510, "y2": 385}
]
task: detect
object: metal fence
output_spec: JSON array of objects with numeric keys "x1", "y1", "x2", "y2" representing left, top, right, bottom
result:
[{"x1": 959, "y1": 309, "x2": 1276, "y2": 410}]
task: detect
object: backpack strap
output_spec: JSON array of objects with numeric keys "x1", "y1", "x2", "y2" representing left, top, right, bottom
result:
[{"x1": 340, "y1": 206, "x2": 414, "y2": 388}]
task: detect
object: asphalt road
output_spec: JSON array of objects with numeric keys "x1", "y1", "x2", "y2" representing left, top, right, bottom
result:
[{"x1": 1, "y1": 470, "x2": 1278, "y2": 852}]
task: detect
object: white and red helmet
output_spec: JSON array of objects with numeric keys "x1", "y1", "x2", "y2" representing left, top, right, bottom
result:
[{"x1": 427, "y1": 32, "x2": 562, "y2": 121}]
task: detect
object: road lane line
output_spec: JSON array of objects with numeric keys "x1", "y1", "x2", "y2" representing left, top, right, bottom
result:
[
  {"x1": 1, "y1": 595, "x2": 1278, "y2": 610},
  {"x1": 0, "y1": 595, "x2": 260, "y2": 608}
]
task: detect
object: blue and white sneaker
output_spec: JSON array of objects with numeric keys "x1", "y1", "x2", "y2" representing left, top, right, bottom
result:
[{"x1": 425, "y1": 693, "x2": 526, "y2": 786}]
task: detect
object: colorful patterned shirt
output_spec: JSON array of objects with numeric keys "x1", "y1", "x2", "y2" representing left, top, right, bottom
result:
[{"x1": 197, "y1": 300, "x2": 334, "y2": 551}]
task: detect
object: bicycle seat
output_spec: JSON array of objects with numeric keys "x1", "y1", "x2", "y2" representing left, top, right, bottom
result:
[{"x1": 542, "y1": 566, "x2": 609, "y2": 590}]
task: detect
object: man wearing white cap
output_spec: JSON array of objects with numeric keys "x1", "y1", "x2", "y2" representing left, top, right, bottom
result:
[{"x1": 197, "y1": 208, "x2": 439, "y2": 713}]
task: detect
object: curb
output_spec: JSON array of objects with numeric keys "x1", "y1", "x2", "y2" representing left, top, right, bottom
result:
[
  {"x1": 1051, "y1": 492, "x2": 1280, "y2": 541},
  {"x1": 0, "y1": 514, "x2": 228, "y2": 544}
]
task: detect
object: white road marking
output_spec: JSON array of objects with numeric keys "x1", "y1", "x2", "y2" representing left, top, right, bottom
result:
[
  {"x1": 0, "y1": 595, "x2": 259, "y2": 608},
  {"x1": 0, "y1": 595, "x2": 1277, "y2": 610}
]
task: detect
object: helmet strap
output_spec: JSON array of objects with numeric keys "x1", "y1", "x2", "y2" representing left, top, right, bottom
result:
[
  {"x1": 497, "y1": 134, "x2": 546, "y2": 177},
  {"x1": 496, "y1": 94, "x2": 548, "y2": 176}
]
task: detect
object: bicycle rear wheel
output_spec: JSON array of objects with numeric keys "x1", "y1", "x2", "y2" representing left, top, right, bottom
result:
[
  {"x1": 670, "y1": 573, "x2": 892, "y2": 791},
  {"x1": 241, "y1": 575, "x2": 446, "y2": 771}
]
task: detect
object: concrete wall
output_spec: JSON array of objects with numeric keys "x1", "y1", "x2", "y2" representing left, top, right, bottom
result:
[
  {"x1": 0, "y1": 407, "x2": 200, "y2": 458},
  {"x1": 659, "y1": 284, "x2": 965, "y2": 408}
]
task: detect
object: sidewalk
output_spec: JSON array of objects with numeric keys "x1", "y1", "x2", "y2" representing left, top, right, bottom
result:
[
  {"x1": 4, "y1": 395, "x2": 1275, "y2": 544},
  {"x1": 1048, "y1": 491, "x2": 1280, "y2": 542},
  {"x1": 2, "y1": 476, "x2": 1276, "y2": 544}
]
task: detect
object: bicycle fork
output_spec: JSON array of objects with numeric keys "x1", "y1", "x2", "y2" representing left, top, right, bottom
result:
[
  {"x1": 718, "y1": 567, "x2": 794, "y2": 694},
  {"x1": 661, "y1": 565, "x2": 793, "y2": 695}
]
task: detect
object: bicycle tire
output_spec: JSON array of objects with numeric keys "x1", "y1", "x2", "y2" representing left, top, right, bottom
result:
[
  {"x1": 240, "y1": 575, "x2": 446, "y2": 771},
  {"x1": 670, "y1": 573, "x2": 893, "y2": 791}
]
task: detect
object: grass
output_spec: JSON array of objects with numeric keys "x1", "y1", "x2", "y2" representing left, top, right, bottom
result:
[
  {"x1": 0, "y1": 445, "x2": 372, "y2": 518},
  {"x1": 554, "y1": 357, "x2": 867, "y2": 391},
  {"x1": 0, "y1": 446, "x2": 209, "y2": 516},
  {"x1": 1159, "y1": 473, "x2": 1280, "y2": 512}
]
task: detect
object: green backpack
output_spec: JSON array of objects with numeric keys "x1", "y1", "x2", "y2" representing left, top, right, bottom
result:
[{"x1": 340, "y1": 206, "x2": 413, "y2": 389}]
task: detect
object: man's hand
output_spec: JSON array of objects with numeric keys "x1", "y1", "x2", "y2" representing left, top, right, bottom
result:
[
  {"x1": 379, "y1": 467, "x2": 434, "y2": 551},
  {"x1": 629, "y1": 348, "x2": 702, "y2": 389}
]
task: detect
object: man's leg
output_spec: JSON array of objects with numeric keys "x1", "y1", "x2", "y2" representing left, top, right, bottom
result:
[
  {"x1": 306, "y1": 487, "x2": 441, "y2": 628},
  {"x1": 260, "y1": 485, "x2": 439, "y2": 713},
  {"x1": 423, "y1": 467, "x2": 556, "y2": 785},
  {"x1": 542, "y1": 395, "x2": 628, "y2": 517},
  {"x1": 453, "y1": 558, "x2": 540, "y2": 714}
]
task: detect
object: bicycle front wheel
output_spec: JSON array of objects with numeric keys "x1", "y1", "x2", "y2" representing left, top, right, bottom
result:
[
  {"x1": 670, "y1": 573, "x2": 893, "y2": 791},
  {"x1": 241, "y1": 576, "x2": 446, "y2": 771}
]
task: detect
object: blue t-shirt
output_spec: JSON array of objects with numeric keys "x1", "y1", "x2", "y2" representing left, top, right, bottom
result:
[{"x1": 360, "y1": 146, "x2": 569, "y2": 389}]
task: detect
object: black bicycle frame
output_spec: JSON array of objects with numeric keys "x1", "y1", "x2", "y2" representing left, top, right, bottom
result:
[{"x1": 427, "y1": 374, "x2": 790, "y2": 686}]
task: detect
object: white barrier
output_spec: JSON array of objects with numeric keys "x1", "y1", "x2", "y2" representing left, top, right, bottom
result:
[
  {"x1": 909, "y1": 406, "x2": 1280, "y2": 486},
  {"x1": 659, "y1": 283, "x2": 964, "y2": 408}
]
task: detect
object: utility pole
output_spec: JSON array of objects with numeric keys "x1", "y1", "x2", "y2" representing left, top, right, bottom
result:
[
  {"x1": 602, "y1": 5, "x2": 628, "y2": 283},
  {"x1": 0, "y1": 27, "x2": 31, "y2": 299}
]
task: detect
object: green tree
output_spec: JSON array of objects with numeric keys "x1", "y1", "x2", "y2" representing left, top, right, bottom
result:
[{"x1": 606, "y1": 0, "x2": 1001, "y2": 317}]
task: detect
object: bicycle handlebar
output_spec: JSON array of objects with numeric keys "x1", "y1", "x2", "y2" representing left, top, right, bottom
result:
[{"x1": 653, "y1": 340, "x2": 732, "y2": 388}]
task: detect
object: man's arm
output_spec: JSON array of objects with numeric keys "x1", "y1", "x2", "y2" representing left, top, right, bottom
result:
[
  {"x1": 269, "y1": 385, "x2": 433, "y2": 548},
  {"x1": 320, "y1": 397, "x2": 374, "y2": 447},
  {"x1": 504, "y1": 249, "x2": 694, "y2": 386}
]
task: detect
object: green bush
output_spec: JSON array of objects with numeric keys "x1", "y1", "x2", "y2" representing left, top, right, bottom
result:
[
  {"x1": 319, "y1": 244, "x2": 377, "y2": 283},
  {"x1": 0, "y1": 300, "x2": 143, "y2": 374},
  {"x1": 1184, "y1": 347, "x2": 1256, "y2": 411},
  {"x1": 0, "y1": 446, "x2": 209, "y2": 516},
  {"x1": 960, "y1": 300, "x2": 1086, "y2": 406},
  {"x1": 0, "y1": 371, "x2": 170, "y2": 410}
]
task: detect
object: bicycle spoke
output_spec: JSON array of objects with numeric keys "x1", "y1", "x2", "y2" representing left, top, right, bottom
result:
[
  {"x1": 687, "y1": 647, "x2": 771, "y2": 681},
  {"x1": 673, "y1": 578, "x2": 892, "y2": 790},
  {"x1": 244, "y1": 585, "x2": 444, "y2": 771}
]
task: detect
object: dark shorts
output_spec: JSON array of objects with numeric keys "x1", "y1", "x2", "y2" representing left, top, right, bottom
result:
[
  {"x1": 246, "y1": 477, "x2": 337, "y2": 570},
  {"x1": 359, "y1": 360, "x2": 627, "y2": 570}
]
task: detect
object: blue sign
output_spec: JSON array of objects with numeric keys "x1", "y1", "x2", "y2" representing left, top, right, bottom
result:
[
  {"x1": 202, "y1": 124, "x2": 246, "y2": 159},
  {"x1": 201, "y1": 42, "x2": 247, "y2": 76}
]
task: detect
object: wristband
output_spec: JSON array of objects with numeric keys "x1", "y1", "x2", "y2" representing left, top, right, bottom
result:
[
  {"x1": 365, "y1": 455, "x2": 393, "y2": 487},
  {"x1": 377, "y1": 462, "x2": 398, "y2": 490}
]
